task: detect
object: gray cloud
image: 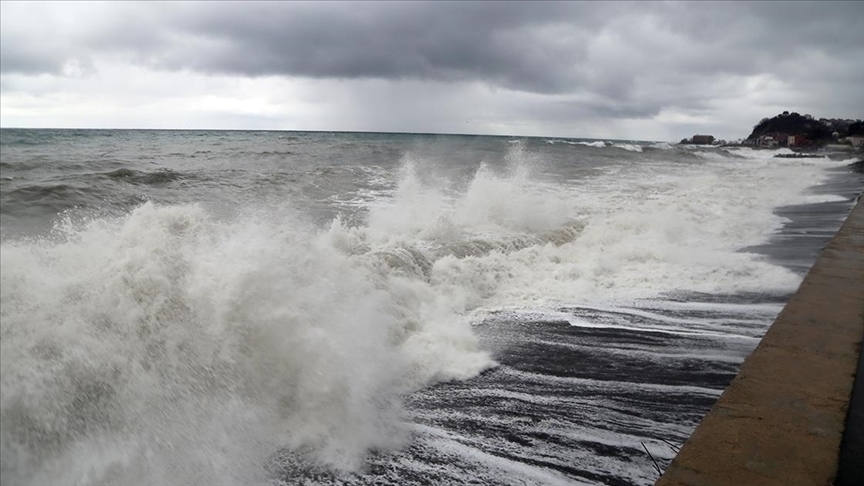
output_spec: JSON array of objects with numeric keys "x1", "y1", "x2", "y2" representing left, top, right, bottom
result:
[
  {"x1": 143, "y1": 2, "x2": 608, "y2": 94},
  {"x1": 1, "y1": 1, "x2": 862, "y2": 138}
]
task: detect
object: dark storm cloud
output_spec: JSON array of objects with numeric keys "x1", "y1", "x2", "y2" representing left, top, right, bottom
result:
[
  {"x1": 5, "y1": 2, "x2": 861, "y2": 89},
  {"x1": 160, "y1": 2, "x2": 614, "y2": 94},
  {"x1": 1, "y1": 1, "x2": 862, "y2": 136}
]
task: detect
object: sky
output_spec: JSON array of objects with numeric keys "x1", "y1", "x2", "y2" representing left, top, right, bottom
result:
[{"x1": 1, "y1": 1, "x2": 862, "y2": 141}]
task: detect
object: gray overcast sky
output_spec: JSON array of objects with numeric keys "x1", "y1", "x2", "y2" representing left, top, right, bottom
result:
[{"x1": 1, "y1": 1, "x2": 862, "y2": 141}]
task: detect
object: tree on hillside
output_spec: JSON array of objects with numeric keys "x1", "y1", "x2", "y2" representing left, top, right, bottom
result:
[
  {"x1": 847, "y1": 120, "x2": 864, "y2": 136},
  {"x1": 746, "y1": 112, "x2": 832, "y2": 144}
]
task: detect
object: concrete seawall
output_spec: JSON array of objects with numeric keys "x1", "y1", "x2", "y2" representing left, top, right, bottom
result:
[{"x1": 657, "y1": 200, "x2": 864, "y2": 486}]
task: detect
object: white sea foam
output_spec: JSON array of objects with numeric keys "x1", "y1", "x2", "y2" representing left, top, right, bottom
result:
[
  {"x1": 798, "y1": 193, "x2": 849, "y2": 204},
  {"x1": 410, "y1": 426, "x2": 580, "y2": 486},
  {"x1": 0, "y1": 201, "x2": 494, "y2": 485},
  {"x1": 610, "y1": 143, "x2": 643, "y2": 152},
  {"x1": 649, "y1": 142, "x2": 674, "y2": 150},
  {"x1": 576, "y1": 141, "x2": 607, "y2": 148},
  {"x1": 546, "y1": 140, "x2": 608, "y2": 148}
]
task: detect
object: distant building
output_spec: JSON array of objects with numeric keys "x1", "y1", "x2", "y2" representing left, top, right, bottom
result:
[
  {"x1": 690, "y1": 134, "x2": 715, "y2": 145},
  {"x1": 847, "y1": 136, "x2": 864, "y2": 148},
  {"x1": 758, "y1": 135, "x2": 779, "y2": 148},
  {"x1": 788, "y1": 135, "x2": 806, "y2": 147}
]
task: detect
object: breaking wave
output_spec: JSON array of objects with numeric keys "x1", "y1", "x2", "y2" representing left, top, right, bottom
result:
[
  {"x1": 0, "y1": 145, "x2": 851, "y2": 485},
  {"x1": 103, "y1": 168, "x2": 186, "y2": 185}
]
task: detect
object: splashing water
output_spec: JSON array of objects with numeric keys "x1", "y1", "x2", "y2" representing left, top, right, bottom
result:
[{"x1": 1, "y1": 131, "x2": 857, "y2": 485}]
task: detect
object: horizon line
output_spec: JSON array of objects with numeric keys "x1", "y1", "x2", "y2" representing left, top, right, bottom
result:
[{"x1": 0, "y1": 126, "x2": 664, "y2": 143}]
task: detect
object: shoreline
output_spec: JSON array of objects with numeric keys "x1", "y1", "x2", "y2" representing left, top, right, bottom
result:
[
  {"x1": 656, "y1": 198, "x2": 864, "y2": 486},
  {"x1": 743, "y1": 160, "x2": 863, "y2": 276}
]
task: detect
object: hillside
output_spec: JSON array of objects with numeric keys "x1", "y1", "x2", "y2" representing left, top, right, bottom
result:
[
  {"x1": 745, "y1": 112, "x2": 864, "y2": 148},
  {"x1": 746, "y1": 112, "x2": 831, "y2": 143}
]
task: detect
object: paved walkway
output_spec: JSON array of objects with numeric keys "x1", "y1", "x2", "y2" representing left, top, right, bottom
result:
[
  {"x1": 657, "y1": 200, "x2": 864, "y2": 486},
  {"x1": 836, "y1": 321, "x2": 864, "y2": 485}
]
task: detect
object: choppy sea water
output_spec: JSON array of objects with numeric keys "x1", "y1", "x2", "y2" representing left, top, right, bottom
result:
[{"x1": 1, "y1": 129, "x2": 861, "y2": 485}]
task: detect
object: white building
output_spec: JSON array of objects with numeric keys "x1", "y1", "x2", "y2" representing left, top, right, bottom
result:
[{"x1": 847, "y1": 136, "x2": 864, "y2": 148}]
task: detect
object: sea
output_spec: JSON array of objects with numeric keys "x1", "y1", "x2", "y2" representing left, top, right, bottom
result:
[{"x1": 1, "y1": 128, "x2": 861, "y2": 486}]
